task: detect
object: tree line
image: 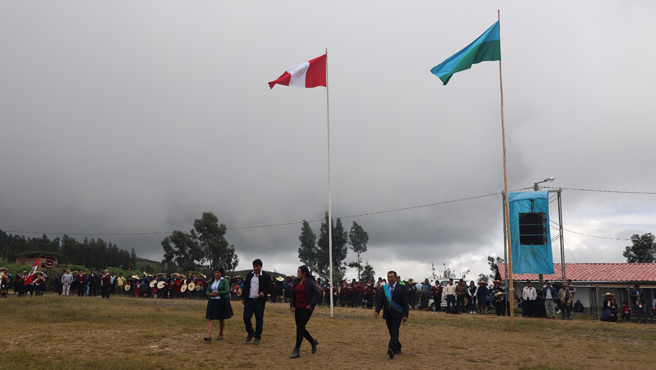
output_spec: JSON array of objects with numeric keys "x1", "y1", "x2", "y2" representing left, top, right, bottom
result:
[
  {"x1": 298, "y1": 213, "x2": 374, "y2": 281},
  {"x1": 0, "y1": 229, "x2": 137, "y2": 270},
  {"x1": 161, "y1": 212, "x2": 239, "y2": 273}
]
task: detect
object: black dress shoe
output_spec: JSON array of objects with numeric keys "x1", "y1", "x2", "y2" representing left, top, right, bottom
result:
[
  {"x1": 216, "y1": 335, "x2": 224, "y2": 341},
  {"x1": 245, "y1": 334, "x2": 253, "y2": 342},
  {"x1": 387, "y1": 348, "x2": 395, "y2": 359},
  {"x1": 311, "y1": 339, "x2": 319, "y2": 354},
  {"x1": 203, "y1": 337, "x2": 212, "y2": 342},
  {"x1": 253, "y1": 338, "x2": 260, "y2": 345},
  {"x1": 290, "y1": 348, "x2": 300, "y2": 359}
]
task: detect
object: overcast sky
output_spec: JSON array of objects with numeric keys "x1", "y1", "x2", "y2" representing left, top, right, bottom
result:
[{"x1": 1, "y1": 1, "x2": 655, "y2": 281}]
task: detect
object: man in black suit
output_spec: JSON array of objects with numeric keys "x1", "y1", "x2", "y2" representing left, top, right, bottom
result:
[
  {"x1": 240, "y1": 259, "x2": 274, "y2": 345},
  {"x1": 375, "y1": 270, "x2": 409, "y2": 359}
]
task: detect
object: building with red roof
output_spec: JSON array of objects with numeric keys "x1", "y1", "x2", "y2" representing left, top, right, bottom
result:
[{"x1": 497, "y1": 263, "x2": 656, "y2": 317}]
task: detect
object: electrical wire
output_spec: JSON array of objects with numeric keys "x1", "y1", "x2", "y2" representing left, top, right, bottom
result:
[{"x1": 2, "y1": 186, "x2": 651, "y2": 239}]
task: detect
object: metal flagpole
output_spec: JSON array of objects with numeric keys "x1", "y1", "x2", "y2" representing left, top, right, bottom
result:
[
  {"x1": 326, "y1": 47, "x2": 334, "y2": 318},
  {"x1": 498, "y1": 9, "x2": 515, "y2": 331}
]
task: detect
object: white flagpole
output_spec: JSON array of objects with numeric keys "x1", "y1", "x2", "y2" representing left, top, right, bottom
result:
[{"x1": 326, "y1": 47, "x2": 334, "y2": 318}]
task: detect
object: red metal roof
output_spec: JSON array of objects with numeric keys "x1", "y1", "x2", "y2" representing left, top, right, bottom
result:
[{"x1": 497, "y1": 263, "x2": 656, "y2": 283}]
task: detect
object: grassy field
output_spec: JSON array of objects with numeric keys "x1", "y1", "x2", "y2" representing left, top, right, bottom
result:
[{"x1": 1, "y1": 295, "x2": 654, "y2": 370}]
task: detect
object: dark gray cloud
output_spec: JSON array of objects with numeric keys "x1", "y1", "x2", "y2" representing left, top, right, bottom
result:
[{"x1": 1, "y1": 1, "x2": 655, "y2": 280}]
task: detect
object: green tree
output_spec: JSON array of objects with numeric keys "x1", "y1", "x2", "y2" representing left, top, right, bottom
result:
[
  {"x1": 298, "y1": 220, "x2": 318, "y2": 273},
  {"x1": 478, "y1": 273, "x2": 489, "y2": 283},
  {"x1": 623, "y1": 233, "x2": 656, "y2": 263},
  {"x1": 487, "y1": 256, "x2": 504, "y2": 280},
  {"x1": 316, "y1": 212, "x2": 349, "y2": 279},
  {"x1": 161, "y1": 231, "x2": 202, "y2": 273},
  {"x1": 130, "y1": 248, "x2": 138, "y2": 270},
  {"x1": 361, "y1": 261, "x2": 375, "y2": 282},
  {"x1": 347, "y1": 221, "x2": 369, "y2": 280},
  {"x1": 193, "y1": 212, "x2": 239, "y2": 271}
]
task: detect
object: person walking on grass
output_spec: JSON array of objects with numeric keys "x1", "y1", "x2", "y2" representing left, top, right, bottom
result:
[
  {"x1": 241, "y1": 259, "x2": 273, "y2": 345},
  {"x1": 289, "y1": 266, "x2": 321, "y2": 359},
  {"x1": 204, "y1": 267, "x2": 232, "y2": 342},
  {"x1": 542, "y1": 281, "x2": 557, "y2": 319},
  {"x1": 558, "y1": 283, "x2": 573, "y2": 320},
  {"x1": 375, "y1": 271, "x2": 409, "y2": 360}
]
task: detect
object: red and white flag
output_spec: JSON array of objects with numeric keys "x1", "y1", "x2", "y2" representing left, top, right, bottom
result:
[
  {"x1": 24, "y1": 257, "x2": 41, "y2": 285},
  {"x1": 268, "y1": 54, "x2": 326, "y2": 89}
]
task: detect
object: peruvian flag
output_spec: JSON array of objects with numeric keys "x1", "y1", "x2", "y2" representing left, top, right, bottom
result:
[
  {"x1": 24, "y1": 257, "x2": 41, "y2": 286},
  {"x1": 268, "y1": 54, "x2": 326, "y2": 89}
]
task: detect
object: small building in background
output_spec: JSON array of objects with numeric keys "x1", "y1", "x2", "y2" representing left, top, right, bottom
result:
[
  {"x1": 15, "y1": 252, "x2": 60, "y2": 270},
  {"x1": 498, "y1": 263, "x2": 656, "y2": 317}
]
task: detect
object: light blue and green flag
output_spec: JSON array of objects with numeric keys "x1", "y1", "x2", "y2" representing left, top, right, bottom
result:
[{"x1": 430, "y1": 21, "x2": 501, "y2": 85}]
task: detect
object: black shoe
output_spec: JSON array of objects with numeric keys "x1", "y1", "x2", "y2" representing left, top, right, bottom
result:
[
  {"x1": 216, "y1": 335, "x2": 224, "y2": 341},
  {"x1": 203, "y1": 337, "x2": 212, "y2": 342},
  {"x1": 311, "y1": 339, "x2": 319, "y2": 354},
  {"x1": 290, "y1": 348, "x2": 300, "y2": 359},
  {"x1": 253, "y1": 338, "x2": 260, "y2": 345},
  {"x1": 387, "y1": 348, "x2": 395, "y2": 359},
  {"x1": 246, "y1": 334, "x2": 253, "y2": 342}
]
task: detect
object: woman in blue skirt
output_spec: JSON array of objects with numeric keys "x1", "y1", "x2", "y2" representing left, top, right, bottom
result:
[{"x1": 204, "y1": 267, "x2": 233, "y2": 342}]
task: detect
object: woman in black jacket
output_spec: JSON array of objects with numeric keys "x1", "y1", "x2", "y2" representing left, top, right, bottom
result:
[{"x1": 289, "y1": 265, "x2": 322, "y2": 359}]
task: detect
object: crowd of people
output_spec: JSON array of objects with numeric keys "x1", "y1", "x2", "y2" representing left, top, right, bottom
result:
[{"x1": 3, "y1": 265, "x2": 655, "y2": 325}]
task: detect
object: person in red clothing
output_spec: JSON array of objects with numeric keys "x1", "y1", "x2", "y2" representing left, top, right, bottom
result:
[
  {"x1": 76, "y1": 270, "x2": 86, "y2": 297},
  {"x1": 100, "y1": 270, "x2": 111, "y2": 299},
  {"x1": 431, "y1": 281, "x2": 443, "y2": 311},
  {"x1": 289, "y1": 266, "x2": 322, "y2": 359},
  {"x1": 621, "y1": 301, "x2": 632, "y2": 322}
]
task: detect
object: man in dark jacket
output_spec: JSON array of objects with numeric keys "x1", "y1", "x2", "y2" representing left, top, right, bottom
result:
[
  {"x1": 375, "y1": 271, "x2": 409, "y2": 359},
  {"x1": 240, "y1": 259, "x2": 274, "y2": 345},
  {"x1": 630, "y1": 283, "x2": 649, "y2": 323}
]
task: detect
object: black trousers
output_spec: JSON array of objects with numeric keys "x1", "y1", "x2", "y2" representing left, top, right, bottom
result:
[
  {"x1": 78, "y1": 283, "x2": 86, "y2": 297},
  {"x1": 385, "y1": 317, "x2": 402, "y2": 353},
  {"x1": 294, "y1": 307, "x2": 315, "y2": 349},
  {"x1": 522, "y1": 300, "x2": 534, "y2": 317},
  {"x1": 101, "y1": 285, "x2": 110, "y2": 299},
  {"x1": 421, "y1": 295, "x2": 429, "y2": 310},
  {"x1": 243, "y1": 299, "x2": 266, "y2": 339},
  {"x1": 456, "y1": 295, "x2": 465, "y2": 312}
]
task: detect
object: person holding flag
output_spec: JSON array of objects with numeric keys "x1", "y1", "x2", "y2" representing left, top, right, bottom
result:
[
  {"x1": 23, "y1": 256, "x2": 41, "y2": 291},
  {"x1": 374, "y1": 271, "x2": 409, "y2": 360}
]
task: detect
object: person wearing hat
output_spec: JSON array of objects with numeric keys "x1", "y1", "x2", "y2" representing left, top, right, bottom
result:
[
  {"x1": 600, "y1": 292, "x2": 616, "y2": 322},
  {"x1": 557, "y1": 283, "x2": 573, "y2": 320},
  {"x1": 475, "y1": 281, "x2": 490, "y2": 314},
  {"x1": 375, "y1": 270, "x2": 409, "y2": 360},
  {"x1": 288, "y1": 265, "x2": 322, "y2": 359},
  {"x1": 542, "y1": 281, "x2": 557, "y2": 319},
  {"x1": 629, "y1": 283, "x2": 649, "y2": 323},
  {"x1": 491, "y1": 280, "x2": 505, "y2": 316},
  {"x1": 204, "y1": 267, "x2": 233, "y2": 342},
  {"x1": 0, "y1": 271, "x2": 9, "y2": 298},
  {"x1": 522, "y1": 281, "x2": 537, "y2": 318}
]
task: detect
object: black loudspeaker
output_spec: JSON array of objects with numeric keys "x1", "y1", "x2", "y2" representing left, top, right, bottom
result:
[{"x1": 518, "y1": 212, "x2": 546, "y2": 245}]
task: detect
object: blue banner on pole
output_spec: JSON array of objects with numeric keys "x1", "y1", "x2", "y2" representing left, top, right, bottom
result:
[{"x1": 508, "y1": 191, "x2": 554, "y2": 274}]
